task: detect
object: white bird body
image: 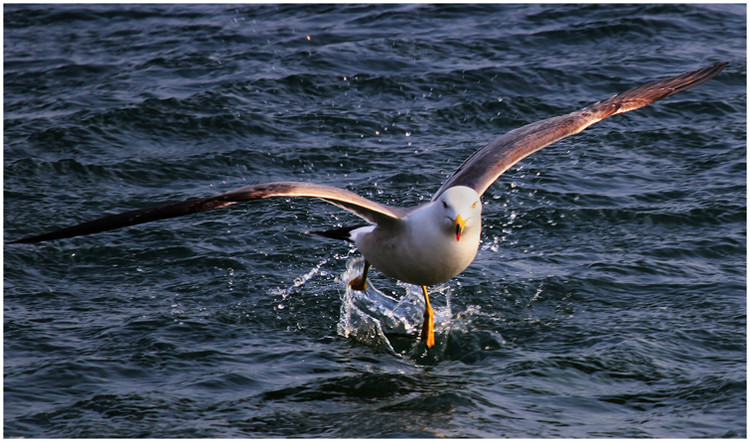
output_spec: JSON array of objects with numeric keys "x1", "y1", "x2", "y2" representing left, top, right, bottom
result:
[{"x1": 354, "y1": 186, "x2": 482, "y2": 286}]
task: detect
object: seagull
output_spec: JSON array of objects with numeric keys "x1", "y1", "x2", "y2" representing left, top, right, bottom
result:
[{"x1": 9, "y1": 62, "x2": 728, "y2": 348}]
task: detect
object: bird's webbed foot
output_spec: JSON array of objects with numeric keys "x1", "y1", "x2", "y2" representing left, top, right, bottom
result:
[
  {"x1": 349, "y1": 276, "x2": 367, "y2": 291},
  {"x1": 348, "y1": 260, "x2": 371, "y2": 291},
  {"x1": 420, "y1": 285, "x2": 435, "y2": 348}
]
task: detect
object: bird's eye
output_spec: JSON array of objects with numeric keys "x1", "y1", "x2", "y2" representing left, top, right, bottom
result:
[
  {"x1": 442, "y1": 201, "x2": 448, "y2": 209},
  {"x1": 471, "y1": 201, "x2": 478, "y2": 209}
]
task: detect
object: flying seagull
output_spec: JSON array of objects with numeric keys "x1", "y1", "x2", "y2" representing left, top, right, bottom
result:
[{"x1": 9, "y1": 62, "x2": 728, "y2": 348}]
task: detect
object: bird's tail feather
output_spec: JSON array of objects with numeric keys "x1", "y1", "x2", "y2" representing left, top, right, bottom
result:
[{"x1": 309, "y1": 224, "x2": 369, "y2": 242}]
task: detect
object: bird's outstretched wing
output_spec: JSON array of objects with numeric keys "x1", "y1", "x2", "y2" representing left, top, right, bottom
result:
[
  {"x1": 432, "y1": 62, "x2": 729, "y2": 200},
  {"x1": 8, "y1": 182, "x2": 405, "y2": 244}
]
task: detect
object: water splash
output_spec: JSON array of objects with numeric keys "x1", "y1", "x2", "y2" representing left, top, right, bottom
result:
[
  {"x1": 268, "y1": 257, "x2": 330, "y2": 301},
  {"x1": 336, "y1": 257, "x2": 453, "y2": 353}
]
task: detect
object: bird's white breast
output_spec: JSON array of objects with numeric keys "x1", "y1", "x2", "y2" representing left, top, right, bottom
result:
[{"x1": 354, "y1": 193, "x2": 482, "y2": 286}]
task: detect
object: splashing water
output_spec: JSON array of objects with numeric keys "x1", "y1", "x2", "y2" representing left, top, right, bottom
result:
[
  {"x1": 268, "y1": 257, "x2": 330, "y2": 301},
  {"x1": 337, "y1": 257, "x2": 453, "y2": 353}
]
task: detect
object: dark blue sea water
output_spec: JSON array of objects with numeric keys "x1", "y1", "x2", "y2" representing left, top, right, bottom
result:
[{"x1": 4, "y1": 3, "x2": 746, "y2": 438}]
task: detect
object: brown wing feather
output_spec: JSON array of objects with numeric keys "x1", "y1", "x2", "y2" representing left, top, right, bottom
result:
[
  {"x1": 9, "y1": 182, "x2": 404, "y2": 244},
  {"x1": 433, "y1": 62, "x2": 728, "y2": 199}
]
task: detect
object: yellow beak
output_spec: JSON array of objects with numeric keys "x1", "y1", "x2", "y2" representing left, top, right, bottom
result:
[{"x1": 454, "y1": 214, "x2": 466, "y2": 241}]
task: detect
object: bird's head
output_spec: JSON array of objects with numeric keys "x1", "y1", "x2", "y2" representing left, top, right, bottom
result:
[{"x1": 437, "y1": 186, "x2": 481, "y2": 242}]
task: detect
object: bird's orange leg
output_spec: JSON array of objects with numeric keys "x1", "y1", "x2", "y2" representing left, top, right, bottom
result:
[
  {"x1": 420, "y1": 285, "x2": 435, "y2": 348},
  {"x1": 349, "y1": 260, "x2": 370, "y2": 291}
]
